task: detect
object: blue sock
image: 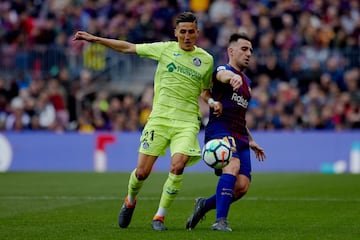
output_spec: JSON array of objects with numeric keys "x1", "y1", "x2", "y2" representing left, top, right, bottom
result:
[
  {"x1": 216, "y1": 173, "x2": 236, "y2": 220},
  {"x1": 205, "y1": 194, "x2": 216, "y2": 211}
]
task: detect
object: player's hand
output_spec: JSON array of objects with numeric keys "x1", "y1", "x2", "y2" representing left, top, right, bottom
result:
[
  {"x1": 249, "y1": 140, "x2": 266, "y2": 161},
  {"x1": 210, "y1": 101, "x2": 222, "y2": 117},
  {"x1": 229, "y1": 74, "x2": 243, "y2": 91},
  {"x1": 73, "y1": 31, "x2": 96, "y2": 42}
]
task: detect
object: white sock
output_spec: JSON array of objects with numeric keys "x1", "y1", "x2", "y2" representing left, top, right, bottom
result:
[{"x1": 155, "y1": 207, "x2": 167, "y2": 217}]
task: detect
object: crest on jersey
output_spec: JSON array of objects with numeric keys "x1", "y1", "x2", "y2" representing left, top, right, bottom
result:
[
  {"x1": 192, "y1": 57, "x2": 201, "y2": 66},
  {"x1": 142, "y1": 141, "x2": 150, "y2": 149}
]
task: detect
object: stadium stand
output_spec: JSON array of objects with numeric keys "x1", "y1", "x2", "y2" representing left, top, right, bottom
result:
[{"x1": 0, "y1": 0, "x2": 359, "y2": 131}]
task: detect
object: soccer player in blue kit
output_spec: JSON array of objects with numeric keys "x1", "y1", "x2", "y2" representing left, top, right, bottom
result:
[{"x1": 186, "y1": 33, "x2": 266, "y2": 231}]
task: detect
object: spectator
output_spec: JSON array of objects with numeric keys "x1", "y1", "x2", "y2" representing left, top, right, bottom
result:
[
  {"x1": 344, "y1": 68, "x2": 360, "y2": 104},
  {"x1": 0, "y1": 0, "x2": 359, "y2": 131},
  {"x1": 47, "y1": 77, "x2": 69, "y2": 128},
  {"x1": 34, "y1": 91, "x2": 56, "y2": 130},
  {"x1": 5, "y1": 96, "x2": 30, "y2": 131},
  {"x1": 208, "y1": 0, "x2": 234, "y2": 24},
  {"x1": 0, "y1": 78, "x2": 9, "y2": 130},
  {"x1": 138, "y1": 84, "x2": 153, "y2": 128}
]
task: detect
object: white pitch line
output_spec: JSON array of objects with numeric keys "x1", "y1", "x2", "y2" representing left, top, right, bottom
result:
[{"x1": 0, "y1": 196, "x2": 360, "y2": 202}]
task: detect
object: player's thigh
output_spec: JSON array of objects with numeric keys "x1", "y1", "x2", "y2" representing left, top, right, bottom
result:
[
  {"x1": 139, "y1": 120, "x2": 169, "y2": 156},
  {"x1": 233, "y1": 141, "x2": 252, "y2": 181},
  {"x1": 223, "y1": 156, "x2": 241, "y2": 175}
]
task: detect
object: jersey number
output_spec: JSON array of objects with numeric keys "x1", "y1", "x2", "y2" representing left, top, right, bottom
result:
[
  {"x1": 143, "y1": 130, "x2": 155, "y2": 142},
  {"x1": 222, "y1": 136, "x2": 236, "y2": 149}
]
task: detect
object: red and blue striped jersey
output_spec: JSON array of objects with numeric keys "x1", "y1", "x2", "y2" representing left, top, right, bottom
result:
[{"x1": 205, "y1": 64, "x2": 252, "y2": 141}]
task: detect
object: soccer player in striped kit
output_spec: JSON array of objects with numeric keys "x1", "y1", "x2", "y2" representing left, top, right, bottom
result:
[{"x1": 186, "y1": 32, "x2": 266, "y2": 231}]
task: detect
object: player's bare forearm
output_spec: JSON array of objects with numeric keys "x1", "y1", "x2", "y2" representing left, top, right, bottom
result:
[
  {"x1": 217, "y1": 70, "x2": 242, "y2": 90},
  {"x1": 94, "y1": 37, "x2": 136, "y2": 54},
  {"x1": 246, "y1": 126, "x2": 253, "y2": 141},
  {"x1": 73, "y1": 31, "x2": 136, "y2": 54},
  {"x1": 201, "y1": 89, "x2": 222, "y2": 116},
  {"x1": 246, "y1": 126, "x2": 266, "y2": 161},
  {"x1": 216, "y1": 70, "x2": 235, "y2": 83}
]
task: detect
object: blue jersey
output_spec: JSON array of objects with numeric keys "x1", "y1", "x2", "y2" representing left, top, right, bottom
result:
[{"x1": 205, "y1": 64, "x2": 252, "y2": 141}]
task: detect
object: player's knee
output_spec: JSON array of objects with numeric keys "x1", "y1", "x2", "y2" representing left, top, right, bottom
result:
[
  {"x1": 169, "y1": 162, "x2": 186, "y2": 174},
  {"x1": 234, "y1": 187, "x2": 248, "y2": 198},
  {"x1": 170, "y1": 167, "x2": 185, "y2": 175},
  {"x1": 135, "y1": 168, "x2": 150, "y2": 180},
  {"x1": 234, "y1": 181, "x2": 250, "y2": 198}
]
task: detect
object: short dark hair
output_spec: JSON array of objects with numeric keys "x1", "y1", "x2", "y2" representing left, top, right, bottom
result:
[
  {"x1": 229, "y1": 32, "x2": 251, "y2": 44},
  {"x1": 176, "y1": 12, "x2": 197, "y2": 25}
]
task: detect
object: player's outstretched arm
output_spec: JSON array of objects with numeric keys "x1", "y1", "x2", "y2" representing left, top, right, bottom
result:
[
  {"x1": 73, "y1": 31, "x2": 136, "y2": 54},
  {"x1": 216, "y1": 69, "x2": 243, "y2": 91}
]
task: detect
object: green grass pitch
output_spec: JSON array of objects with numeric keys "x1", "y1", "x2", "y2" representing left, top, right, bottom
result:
[{"x1": 1, "y1": 172, "x2": 360, "y2": 240}]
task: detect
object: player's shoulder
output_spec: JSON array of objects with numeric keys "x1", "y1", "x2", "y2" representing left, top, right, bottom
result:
[
  {"x1": 161, "y1": 41, "x2": 180, "y2": 49},
  {"x1": 195, "y1": 46, "x2": 213, "y2": 59},
  {"x1": 215, "y1": 64, "x2": 229, "y2": 73},
  {"x1": 136, "y1": 41, "x2": 177, "y2": 56},
  {"x1": 137, "y1": 41, "x2": 174, "y2": 48}
]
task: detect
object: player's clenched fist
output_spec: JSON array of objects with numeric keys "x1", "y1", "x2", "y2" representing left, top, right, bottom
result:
[{"x1": 73, "y1": 31, "x2": 96, "y2": 42}]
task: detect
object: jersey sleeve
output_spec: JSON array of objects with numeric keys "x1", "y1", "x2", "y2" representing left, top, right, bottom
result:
[
  {"x1": 136, "y1": 42, "x2": 169, "y2": 61},
  {"x1": 212, "y1": 65, "x2": 226, "y2": 82}
]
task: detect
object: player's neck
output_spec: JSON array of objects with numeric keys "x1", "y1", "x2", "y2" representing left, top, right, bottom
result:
[{"x1": 227, "y1": 63, "x2": 243, "y2": 73}]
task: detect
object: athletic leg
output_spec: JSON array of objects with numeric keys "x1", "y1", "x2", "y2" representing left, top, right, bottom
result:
[
  {"x1": 119, "y1": 153, "x2": 157, "y2": 228},
  {"x1": 212, "y1": 157, "x2": 239, "y2": 231},
  {"x1": 232, "y1": 174, "x2": 250, "y2": 201},
  {"x1": 153, "y1": 153, "x2": 188, "y2": 231}
]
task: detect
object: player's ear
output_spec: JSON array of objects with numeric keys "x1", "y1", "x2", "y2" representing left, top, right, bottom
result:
[
  {"x1": 174, "y1": 28, "x2": 178, "y2": 38},
  {"x1": 228, "y1": 47, "x2": 233, "y2": 57}
]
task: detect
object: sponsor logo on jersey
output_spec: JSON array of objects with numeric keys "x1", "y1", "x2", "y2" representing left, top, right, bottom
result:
[
  {"x1": 166, "y1": 62, "x2": 201, "y2": 79},
  {"x1": 167, "y1": 62, "x2": 176, "y2": 72},
  {"x1": 231, "y1": 92, "x2": 248, "y2": 108},
  {"x1": 173, "y1": 53, "x2": 181, "y2": 56}
]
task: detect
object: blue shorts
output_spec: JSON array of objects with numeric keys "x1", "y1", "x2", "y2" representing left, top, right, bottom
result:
[{"x1": 205, "y1": 133, "x2": 252, "y2": 180}]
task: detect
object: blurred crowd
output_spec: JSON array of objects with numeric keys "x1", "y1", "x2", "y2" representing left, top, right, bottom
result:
[{"x1": 0, "y1": 0, "x2": 359, "y2": 132}]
